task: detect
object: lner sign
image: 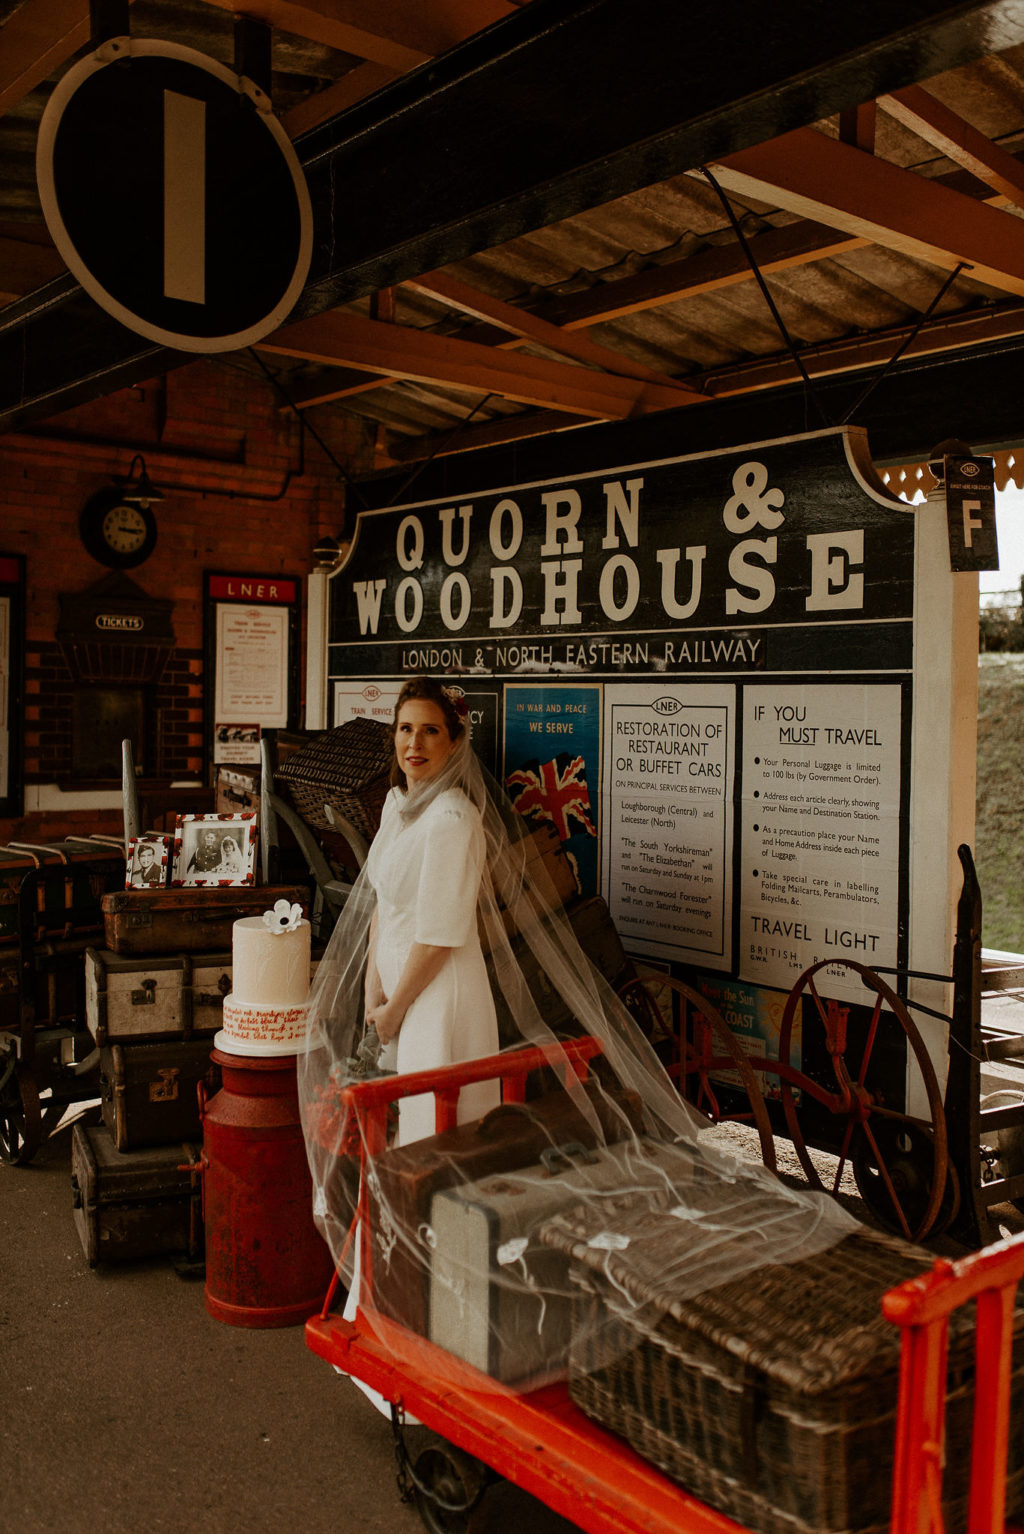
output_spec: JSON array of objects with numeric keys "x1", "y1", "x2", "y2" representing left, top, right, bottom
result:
[{"x1": 35, "y1": 39, "x2": 312, "y2": 353}]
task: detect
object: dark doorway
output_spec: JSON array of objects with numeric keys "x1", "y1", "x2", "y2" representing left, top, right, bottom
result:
[{"x1": 71, "y1": 686, "x2": 146, "y2": 779}]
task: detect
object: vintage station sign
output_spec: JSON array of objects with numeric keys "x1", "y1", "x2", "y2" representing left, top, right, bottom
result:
[
  {"x1": 329, "y1": 428, "x2": 915, "y2": 680},
  {"x1": 326, "y1": 427, "x2": 917, "y2": 996},
  {"x1": 321, "y1": 421, "x2": 972, "y2": 1131}
]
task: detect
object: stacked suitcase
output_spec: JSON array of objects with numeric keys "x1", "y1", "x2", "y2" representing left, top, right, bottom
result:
[{"x1": 73, "y1": 884, "x2": 308, "y2": 1266}]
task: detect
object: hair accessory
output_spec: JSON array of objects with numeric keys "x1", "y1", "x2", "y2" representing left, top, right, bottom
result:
[
  {"x1": 442, "y1": 685, "x2": 469, "y2": 720},
  {"x1": 263, "y1": 899, "x2": 303, "y2": 934}
]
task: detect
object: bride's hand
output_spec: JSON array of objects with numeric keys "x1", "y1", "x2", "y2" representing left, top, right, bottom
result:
[{"x1": 367, "y1": 998, "x2": 404, "y2": 1044}]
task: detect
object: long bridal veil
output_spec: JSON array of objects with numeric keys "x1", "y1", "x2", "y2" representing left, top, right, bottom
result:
[{"x1": 297, "y1": 713, "x2": 864, "y2": 1395}]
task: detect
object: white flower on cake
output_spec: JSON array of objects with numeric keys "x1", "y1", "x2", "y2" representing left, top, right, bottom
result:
[{"x1": 264, "y1": 899, "x2": 303, "y2": 934}]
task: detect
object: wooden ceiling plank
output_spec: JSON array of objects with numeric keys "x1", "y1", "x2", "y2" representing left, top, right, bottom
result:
[
  {"x1": 403, "y1": 268, "x2": 703, "y2": 394},
  {"x1": 292, "y1": 371, "x2": 392, "y2": 407},
  {"x1": 387, "y1": 408, "x2": 587, "y2": 461},
  {"x1": 199, "y1": 0, "x2": 428, "y2": 70},
  {"x1": 698, "y1": 299, "x2": 1024, "y2": 396},
  {"x1": 258, "y1": 310, "x2": 704, "y2": 419},
  {"x1": 383, "y1": 298, "x2": 1024, "y2": 462},
  {"x1": 711, "y1": 127, "x2": 1024, "y2": 297},
  {"x1": 879, "y1": 83, "x2": 1024, "y2": 211},
  {"x1": 282, "y1": 61, "x2": 400, "y2": 137},
  {"x1": 0, "y1": 0, "x2": 91, "y2": 116},
  {"x1": 538, "y1": 220, "x2": 870, "y2": 330},
  {"x1": 199, "y1": 0, "x2": 518, "y2": 71}
]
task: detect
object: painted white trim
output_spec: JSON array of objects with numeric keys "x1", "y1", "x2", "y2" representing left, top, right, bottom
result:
[
  {"x1": 906, "y1": 487, "x2": 979, "y2": 1113},
  {"x1": 26, "y1": 785, "x2": 123, "y2": 811},
  {"x1": 305, "y1": 570, "x2": 329, "y2": 730},
  {"x1": 25, "y1": 780, "x2": 203, "y2": 812}
]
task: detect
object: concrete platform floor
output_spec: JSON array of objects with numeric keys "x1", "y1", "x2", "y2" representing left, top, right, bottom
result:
[
  {"x1": 5, "y1": 1072, "x2": 1024, "y2": 1534},
  {"x1": 1, "y1": 1107, "x2": 576, "y2": 1534}
]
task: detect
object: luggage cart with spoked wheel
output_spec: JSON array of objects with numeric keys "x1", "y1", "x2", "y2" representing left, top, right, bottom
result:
[{"x1": 304, "y1": 1040, "x2": 1024, "y2": 1534}]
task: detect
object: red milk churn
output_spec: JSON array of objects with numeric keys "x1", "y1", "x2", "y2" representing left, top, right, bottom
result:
[{"x1": 200, "y1": 1047, "x2": 334, "y2": 1327}]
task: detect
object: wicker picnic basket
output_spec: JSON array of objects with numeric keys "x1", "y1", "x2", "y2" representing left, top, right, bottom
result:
[
  {"x1": 274, "y1": 717, "x2": 392, "y2": 844},
  {"x1": 541, "y1": 1205, "x2": 1024, "y2": 1534}
]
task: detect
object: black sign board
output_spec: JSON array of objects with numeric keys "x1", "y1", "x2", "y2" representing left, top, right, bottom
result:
[
  {"x1": 944, "y1": 454, "x2": 1000, "y2": 572},
  {"x1": 36, "y1": 39, "x2": 312, "y2": 352},
  {"x1": 328, "y1": 427, "x2": 916, "y2": 682}
]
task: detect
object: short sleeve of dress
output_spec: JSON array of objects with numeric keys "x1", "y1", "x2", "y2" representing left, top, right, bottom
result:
[{"x1": 414, "y1": 799, "x2": 483, "y2": 948}]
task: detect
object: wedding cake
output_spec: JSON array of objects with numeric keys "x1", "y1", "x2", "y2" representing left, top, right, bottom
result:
[{"x1": 215, "y1": 902, "x2": 312, "y2": 1057}]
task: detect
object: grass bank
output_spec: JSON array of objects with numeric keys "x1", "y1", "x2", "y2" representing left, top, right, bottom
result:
[{"x1": 976, "y1": 653, "x2": 1024, "y2": 952}]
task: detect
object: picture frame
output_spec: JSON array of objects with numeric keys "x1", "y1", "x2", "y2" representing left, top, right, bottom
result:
[
  {"x1": 171, "y1": 812, "x2": 258, "y2": 888},
  {"x1": 126, "y1": 833, "x2": 171, "y2": 890}
]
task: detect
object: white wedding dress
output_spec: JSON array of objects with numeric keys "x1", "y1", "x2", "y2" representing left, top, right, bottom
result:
[
  {"x1": 342, "y1": 784, "x2": 500, "y2": 1416},
  {"x1": 367, "y1": 784, "x2": 500, "y2": 1144}
]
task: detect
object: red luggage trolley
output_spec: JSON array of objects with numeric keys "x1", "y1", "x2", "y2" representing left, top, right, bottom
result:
[{"x1": 305, "y1": 1042, "x2": 1024, "y2": 1534}]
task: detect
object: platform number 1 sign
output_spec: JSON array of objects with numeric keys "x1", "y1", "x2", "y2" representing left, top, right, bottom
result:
[{"x1": 35, "y1": 40, "x2": 312, "y2": 353}]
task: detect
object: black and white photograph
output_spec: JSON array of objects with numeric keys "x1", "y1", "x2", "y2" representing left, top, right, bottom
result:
[
  {"x1": 171, "y1": 812, "x2": 257, "y2": 887},
  {"x1": 125, "y1": 833, "x2": 170, "y2": 890}
]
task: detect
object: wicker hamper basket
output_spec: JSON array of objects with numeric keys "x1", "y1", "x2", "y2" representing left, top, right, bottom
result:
[
  {"x1": 274, "y1": 717, "x2": 392, "y2": 843},
  {"x1": 541, "y1": 1207, "x2": 1024, "y2": 1534}
]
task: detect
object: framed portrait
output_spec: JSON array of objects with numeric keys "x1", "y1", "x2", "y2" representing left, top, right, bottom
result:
[
  {"x1": 125, "y1": 833, "x2": 171, "y2": 890},
  {"x1": 171, "y1": 812, "x2": 258, "y2": 888}
]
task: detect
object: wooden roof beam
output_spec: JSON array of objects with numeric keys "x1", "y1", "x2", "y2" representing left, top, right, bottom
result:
[
  {"x1": 198, "y1": 0, "x2": 518, "y2": 72},
  {"x1": 708, "y1": 126, "x2": 1024, "y2": 296},
  {"x1": 402, "y1": 269, "x2": 703, "y2": 393},
  {"x1": 258, "y1": 310, "x2": 705, "y2": 418},
  {"x1": 879, "y1": 83, "x2": 1024, "y2": 211},
  {"x1": 385, "y1": 298, "x2": 1024, "y2": 460},
  {"x1": 0, "y1": 0, "x2": 95, "y2": 117}
]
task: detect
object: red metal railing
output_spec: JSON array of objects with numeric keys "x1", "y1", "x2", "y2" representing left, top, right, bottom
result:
[{"x1": 884, "y1": 1233, "x2": 1024, "y2": 1534}]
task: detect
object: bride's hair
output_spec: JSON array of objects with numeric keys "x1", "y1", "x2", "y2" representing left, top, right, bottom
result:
[{"x1": 389, "y1": 676, "x2": 467, "y2": 789}]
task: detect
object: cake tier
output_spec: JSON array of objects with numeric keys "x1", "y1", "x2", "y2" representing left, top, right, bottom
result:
[
  {"x1": 231, "y1": 915, "x2": 311, "y2": 1006},
  {"x1": 218, "y1": 995, "x2": 311, "y2": 1056}
]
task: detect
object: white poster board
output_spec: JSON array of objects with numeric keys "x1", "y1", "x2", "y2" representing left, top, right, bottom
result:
[
  {"x1": 739, "y1": 682, "x2": 903, "y2": 1002},
  {"x1": 602, "y1": 682, "x2": 735, "y2": 967},
  {"x1": 214, "y1": 604, "x2": 289, "y2": 728}
]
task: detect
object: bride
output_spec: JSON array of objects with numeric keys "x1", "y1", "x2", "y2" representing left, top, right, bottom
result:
[{"x1": 360, "y1": 677, "x2": 500, "y2": 1142}]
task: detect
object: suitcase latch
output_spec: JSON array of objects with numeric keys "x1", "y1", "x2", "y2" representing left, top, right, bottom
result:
[
  {"x1": 131, "y1": 978, "x2": 158, "y2": 1006},
  {"x1": 149, "y1": 1067, "x2": 180, "y2": 1103}
]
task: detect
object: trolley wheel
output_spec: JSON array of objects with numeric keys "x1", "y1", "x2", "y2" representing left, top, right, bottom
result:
[
  {"x1": 410, "y1": 1442, "x2": 491, "y2": 1534},
  {"x1": 619, "y1": 974, "x2": 777, "y2": 1173},
  {"x1": 0, "y1": 1060, "x2": 43, "y2": 1165},
  {"x1": 779, "y1": 960, "x2": 951, "y2": 1242},
  {"x1": 853, "y1": 1126, "x2": 961, "y2": 1235}
]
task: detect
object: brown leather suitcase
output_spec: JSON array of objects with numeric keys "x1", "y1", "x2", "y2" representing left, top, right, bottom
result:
[
  {"x1": 366, "y1": 1081, "x2": 644, "y2": 1335},
  {"x1": 99, "y1": 1037, "x2": 221, "y2": 1150},
  {"x1": 71, "y1": 1121, "x2": 203, "y2": 1266},
  {"x1": 100, "y1": 883, "x2": 310, "y2": 955}
]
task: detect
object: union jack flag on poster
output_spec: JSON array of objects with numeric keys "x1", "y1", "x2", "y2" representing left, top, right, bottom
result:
[{"x1": 505, "y1": 752, "x2": 598, "y2": 842}]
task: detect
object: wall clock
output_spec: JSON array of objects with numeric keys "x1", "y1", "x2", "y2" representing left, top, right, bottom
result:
[{"x1": 79, "y1": 486, "x2": 158, "y2": 569}]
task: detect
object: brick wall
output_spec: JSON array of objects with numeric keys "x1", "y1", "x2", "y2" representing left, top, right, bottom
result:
[{"x1": 1, "y1": 356, "x2": 375, "y2": 843}]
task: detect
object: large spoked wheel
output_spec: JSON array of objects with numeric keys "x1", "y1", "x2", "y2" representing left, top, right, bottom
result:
[
  {"x1": 0, "y1": 1057, "x2": 43, "y2": 1165},
  {"x1": 410, "y1": 1442, "x2": 491, "y2": 1534},
  {"x1": 778, "y1": 960, "x2": 954, "y2": 1241},
  {"x1": 619, "y1": 974, "x2": 777, "y2": 1173}
]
